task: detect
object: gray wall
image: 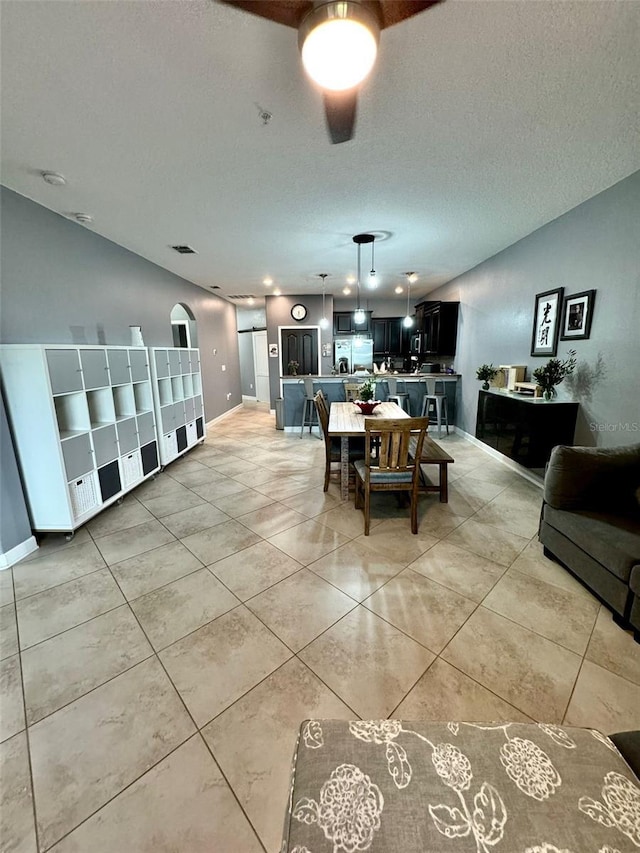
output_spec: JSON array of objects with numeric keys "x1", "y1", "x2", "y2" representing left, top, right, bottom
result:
[
  {"x1": 426, "y1": 172, "x2": 640, "y2": 447},
  {"x1": 1, "y1": 393, "x2": 32, "y2": 561},
  {"x1": 265, "y1": 294, "x2": 334, "y2": 406},
  {"x1": 0, "y1": 188, "x2": 242, "y2": 421}
]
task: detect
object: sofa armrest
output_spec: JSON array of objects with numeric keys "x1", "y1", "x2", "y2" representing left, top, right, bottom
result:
[{"x1": 544, "y1": 443, "x2": 640, "y2": 510}]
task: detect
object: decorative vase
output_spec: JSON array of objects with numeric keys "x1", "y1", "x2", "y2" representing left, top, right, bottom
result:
[
  {"x1": 543, "y1": 388, "x2": 554, "y2": 401},
  {"x1": 355, "y1": 400, "x2": 380, "y2": 415},
  {"x1": 482, "y1": 381, "x2": 490, "y2": 390}
]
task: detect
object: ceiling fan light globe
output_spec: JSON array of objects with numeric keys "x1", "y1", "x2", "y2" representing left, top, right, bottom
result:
[{"x1": 301, "y1": 19, "x2": 377, "y2": 91}]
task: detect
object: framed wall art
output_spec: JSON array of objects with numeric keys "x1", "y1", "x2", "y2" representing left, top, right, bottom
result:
[
  {"x1": 560, "y1": 289, "x2": 596, "y2": 340},
  {"x1": 530, "y1": 287, "x2": 564, "y2": 357}
]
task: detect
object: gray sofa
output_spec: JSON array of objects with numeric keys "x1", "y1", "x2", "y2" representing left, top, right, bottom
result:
[{"x1": 539, "y1": 443, "x2": 640, "y2": 634}]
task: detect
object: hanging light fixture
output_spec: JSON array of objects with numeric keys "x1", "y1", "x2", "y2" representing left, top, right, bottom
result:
[
  {"x1": 318, "y1": 274, "x2": 329, "y2": 328},
  {"x1": 299, "y1": 2, "x2": 380, "y2": 92},
  {"x1": 352, "y1": 233, "x2": 374, "y2": 325},
  {"x1": 369, "y1": 238, "x2": 377, "y2": 287},
  {"x1": 403, "y1": 272, "x2": 416, "y2": 328}
]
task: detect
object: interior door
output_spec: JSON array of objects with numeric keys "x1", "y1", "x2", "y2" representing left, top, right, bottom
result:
[
  {"x1": 281, "y1": 328, "x2": 318, "y2": 375},
  {"x1": 252, "y1": 330, "x2": 270, "y2": 402}
]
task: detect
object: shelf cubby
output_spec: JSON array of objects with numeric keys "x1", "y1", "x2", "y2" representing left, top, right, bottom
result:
[
  {"x1": 158, "y1": 377, "x2": 172, "y2": 407},
  {"x1": 182, "y1": 374, "x2": 194, "y2": 398},
  {"x1": 112, "y1": 384, "x2": 136, "y2": 420},
  {"x1": 87, "y1": 387, "x2": 116, "y2": 427},
  {"x1": 54, "y1": 392, "x2": 91, "y2": 438},
  {"x1": 171, "y1": 376, "x2": 184, "y2": 401},
  {"x1": 133, "y1": 381, "x2": 153, "y2": 414}
]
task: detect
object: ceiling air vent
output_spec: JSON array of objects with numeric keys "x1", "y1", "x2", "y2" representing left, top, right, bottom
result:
[
  {"x1": 209, "y1": 285, "x2": 221, "y2": 290},
  {"x1": 226, "y1": 295, "x2": 256, "y2": 300},
  {"x1": 171, "y1": 245, "x2": 197, "y2": 254}
]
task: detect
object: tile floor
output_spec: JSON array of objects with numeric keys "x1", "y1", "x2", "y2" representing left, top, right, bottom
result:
[{"x1": 2, "y1": 404, "x2": 639, "y2": 852}]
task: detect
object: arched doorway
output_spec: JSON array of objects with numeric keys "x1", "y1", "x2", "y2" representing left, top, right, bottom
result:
[{"x1": 171, "y1": 303, "x2": 197, "y2": 348}]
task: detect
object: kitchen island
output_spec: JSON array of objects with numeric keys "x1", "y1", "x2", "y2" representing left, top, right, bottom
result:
[{"x1": 279, "y1": 374, "x2": 460, "y2": 431}]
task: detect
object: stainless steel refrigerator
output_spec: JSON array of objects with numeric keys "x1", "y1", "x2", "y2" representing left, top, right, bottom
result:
[{"x1": 334, "y1": 337, "x2": 374, "y2": 372}]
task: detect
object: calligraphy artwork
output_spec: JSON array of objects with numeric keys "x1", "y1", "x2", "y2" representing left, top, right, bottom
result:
[{"x1": 530, "y1": 288, "x2": 564, "y2": 357}]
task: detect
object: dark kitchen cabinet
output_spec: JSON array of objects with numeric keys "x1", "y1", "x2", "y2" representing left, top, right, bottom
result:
[
  {"x1": 372, "y1": 318, "x2": 402, "y2": 355},
  {"x1": 333, "y1": 311, "x2": 372, "y2": 336},
  {"x1": 416, "y1": 302, "x2": 460, "y2": 356}
]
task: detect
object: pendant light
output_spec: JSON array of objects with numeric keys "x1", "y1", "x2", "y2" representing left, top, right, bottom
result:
[
  {"x1": 369, "y1": 239, "x2": 377, "y2": 287},
  {"x1": 353, "y1": 233, "x2": 374, "y2": 325},
  {"x1": 403, "y1": 272, "x2": 416, "y2": 328},
  {"x1": 318, "y1": 274, "x2": 329, "y2": 328}
]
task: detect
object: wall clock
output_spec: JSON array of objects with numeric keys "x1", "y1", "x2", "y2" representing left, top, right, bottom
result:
[{"x1": 291, "y1": 303, "x2": 307, "y2": 321}]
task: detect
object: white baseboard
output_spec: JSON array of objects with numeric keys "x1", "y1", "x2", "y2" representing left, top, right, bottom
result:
[
  {"x1": 455, "y1": 427, "x2": 544, "y2": 489},
  {"x1": 0, "y1": 535, "x2": 39, "y2": 569},
  {"x1": 284, "y1": 426, "x2": 321, "y2": 435},
  {"x1": 206, "y1": 403, "x2": 244, "y2": 428}
]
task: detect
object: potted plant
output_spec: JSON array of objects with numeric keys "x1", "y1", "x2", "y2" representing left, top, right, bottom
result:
[
  {"x1": 533, "y1": 350, "x2": 577, "y2": 400},
  {"x1": 476, "y1": 363, "x2": 499, "y2": 390},
  {"x1": 288, "y1": 360, "x2": 299, "y2": 376},
  {"x1": 355, "y1": 376, "x2": 380, "y2": 414}
]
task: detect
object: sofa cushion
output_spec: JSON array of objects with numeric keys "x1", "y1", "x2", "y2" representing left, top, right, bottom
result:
[
  {"x1": 283, "y1": 720, "x2": 640, "y2": 852},
  {"x1": 545, "y1": 443, "x2": 640, "y2": 511},
  {"x1": 544, "y1": 504, "x2": 640, "y2": 582},
  {"x1": 630, "y1": 565, "x2": 640, "y2": 596}
]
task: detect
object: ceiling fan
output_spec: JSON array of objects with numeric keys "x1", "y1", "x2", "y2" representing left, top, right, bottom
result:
[{"x1": 218, "y1": 1, "x2": 442, "y2": 144}]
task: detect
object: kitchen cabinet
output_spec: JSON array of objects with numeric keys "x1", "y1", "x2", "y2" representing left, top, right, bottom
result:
[
  {"x1": 333, "y1": 311, "x2": 372, "y2": 336},
  {"x1": 372, "y1": 317, "x2": 403, "y2": 355},
  {"x1": 0, "y1": 344, "x2": 160, "y2": 534},
  {"x1": 415, "y1": 301, "x2": 460, "y2": 356}
]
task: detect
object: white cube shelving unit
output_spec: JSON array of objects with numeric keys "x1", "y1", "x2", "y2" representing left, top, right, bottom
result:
[
  {"x1": 0, "y1": 345, "x2": 161, "y2": 534},
  {"x1": 147, "y1": 347, "x2": 205, "y2": 466}
]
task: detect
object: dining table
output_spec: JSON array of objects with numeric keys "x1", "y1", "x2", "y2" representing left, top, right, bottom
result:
[{"x1": 328, "y1": 401, "x2": 408, "y2": 500}]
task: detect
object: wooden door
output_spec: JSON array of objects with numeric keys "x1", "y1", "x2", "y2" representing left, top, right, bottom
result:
[{"x1": 281, "y1": 329, "x2": 318, "y2": 375}]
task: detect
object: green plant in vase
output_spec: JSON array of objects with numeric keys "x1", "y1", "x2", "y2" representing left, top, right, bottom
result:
[
  {"x1": 533, "y1": 350, "x2": 577, "y2": 400},
  {"x1": 288, "y1": 360, "x2": 299, "y2": 376},
  {"x1": 476, "y1": 363, "x2": 499, "y2": 390},
  {"x1": 359, "y1": 376, "x2": 377, "y2": 402}
]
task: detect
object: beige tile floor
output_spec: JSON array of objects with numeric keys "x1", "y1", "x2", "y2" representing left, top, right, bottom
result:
[{"x1": 2, "y1": 403, "x2": 639, "y2": 852}]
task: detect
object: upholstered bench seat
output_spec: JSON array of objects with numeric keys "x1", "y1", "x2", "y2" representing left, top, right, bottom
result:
[{"x1": 282, "y1": 720, "x2": 640, "y2": 852}]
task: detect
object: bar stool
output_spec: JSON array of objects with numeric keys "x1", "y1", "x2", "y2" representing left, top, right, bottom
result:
[
  {"x1": 420, "y1": 377, "x2": 449, "y2": 437},
  {"x1": 386, "y1": 377, "x2": 411, "y2": 414},
  {"x1": 299, "y1": 377, "x2": 319, "y2": 438}
]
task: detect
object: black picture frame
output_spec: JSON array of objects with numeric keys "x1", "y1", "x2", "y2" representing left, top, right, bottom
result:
[
  {"x1": 560, "y1": 289, "x2": 596, "y2": 340},
  {"x1": 530, "y1": 287, "x2": 564, "y2": 357}
]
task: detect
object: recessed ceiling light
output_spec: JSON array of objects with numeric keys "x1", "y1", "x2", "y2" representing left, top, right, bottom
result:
[
  {"x1": 273, "y1": 288, "x2": 281, "y2": 296},
  {"x1": 74, "y1": 213, "x2": 94, "y2": 225},
  {"x1": 395, "y1": 286, "x2": 403, "y2": 294},
  {"x1": 248, "y1": 297, "x2": 255, "y2": 305},
  {"x1": 263, "y1": 277, "x2": 273, "y2": 286},
  {"x1": 346, "y1": 275, "x2": 356, "y2": 285},
  {"x1": 42, "y1": 171, "x2": 66, "y2": 186},
  {"x1": 343, "y1": 286, "x2": 351, "y2": 295}
]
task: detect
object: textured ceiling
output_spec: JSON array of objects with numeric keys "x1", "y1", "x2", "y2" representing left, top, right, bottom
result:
[{"x1": 1, "y1": 0, "x2": 638, "y2": 303}]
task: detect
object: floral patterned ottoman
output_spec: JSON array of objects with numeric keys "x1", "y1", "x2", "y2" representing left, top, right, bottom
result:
[{"x1": 281, "y1": 721, "x2": 640, "y2": 853}]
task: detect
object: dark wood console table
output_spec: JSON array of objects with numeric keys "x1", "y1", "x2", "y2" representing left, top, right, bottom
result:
[{"x1": 476, "y1": 389, "x2": 579, "y2": 468}]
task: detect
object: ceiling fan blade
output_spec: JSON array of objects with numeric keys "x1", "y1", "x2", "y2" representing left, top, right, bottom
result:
[
  {"x1": 378, "y1": 0, "x2": 442, "y2": 29},
  {"x1": 323, "y1": 89, "x2": 358, "y2": 144},
  {"x1": 217, "y1": 0, "x2": 311, "y2": 29}
]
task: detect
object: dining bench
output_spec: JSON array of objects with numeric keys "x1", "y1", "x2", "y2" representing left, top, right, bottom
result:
[{"x1": 416, "y1": 434, "x2": 454, "y2": 502}]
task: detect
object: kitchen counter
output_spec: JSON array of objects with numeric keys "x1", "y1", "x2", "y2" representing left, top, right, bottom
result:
[{"x1": 279, "y1": 374, "x2": 460, "y2": 429}]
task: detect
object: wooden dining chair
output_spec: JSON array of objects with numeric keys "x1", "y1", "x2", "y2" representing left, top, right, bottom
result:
[
  {"x1": 314, "y1": 391, "x2": 365, "y2": 492},
  {"x1": 354, "y1": 417, "x2": 429, "y2": 535}
]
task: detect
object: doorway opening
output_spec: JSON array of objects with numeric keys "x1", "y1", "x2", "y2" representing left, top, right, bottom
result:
[{"x1": 171, "y1": 303, "x2": 197, "y2": 348}]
